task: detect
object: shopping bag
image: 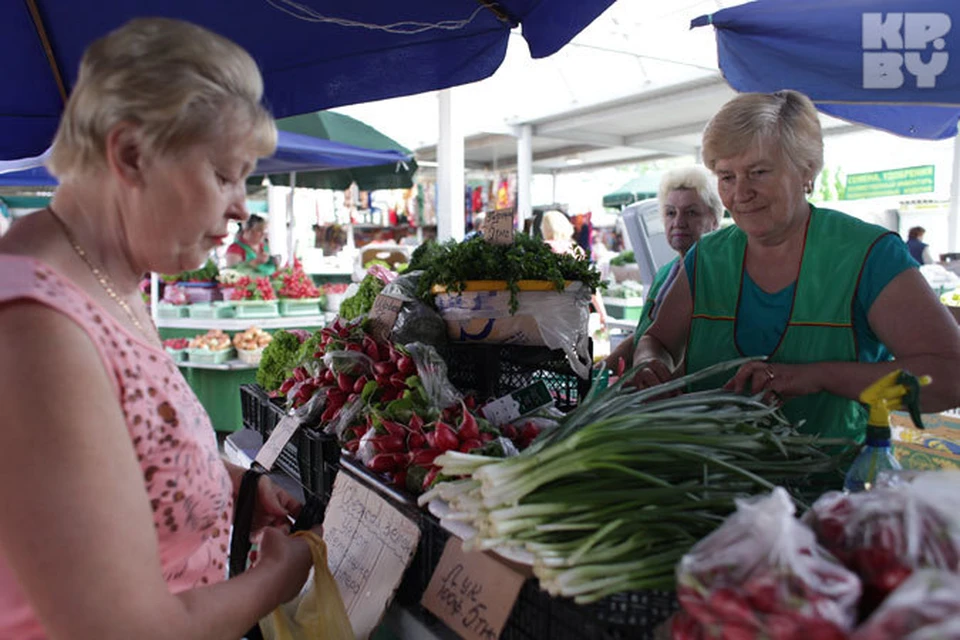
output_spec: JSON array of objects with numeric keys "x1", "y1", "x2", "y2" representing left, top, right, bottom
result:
[{"x1": 259, "y1": 530, "x2": 355, "y2": 640}]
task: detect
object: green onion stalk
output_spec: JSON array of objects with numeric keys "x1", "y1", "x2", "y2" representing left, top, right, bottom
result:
[{"x1": 418, "y1": 358, "x2": 851, "y2": 603}]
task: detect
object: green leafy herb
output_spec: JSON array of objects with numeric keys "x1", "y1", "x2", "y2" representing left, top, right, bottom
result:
[
  {"x1": 609, "y1": 250, "x2": 635, "y2": 267},
  {"x1": 339, "y1": 274, "x2": 385, "y2": 320},
  {"x1": 256, "y1": 330, "x2": 303, "y2": 391},
  {"x1": 411, "y1": 234, "x2": 602, "y2": 313}
]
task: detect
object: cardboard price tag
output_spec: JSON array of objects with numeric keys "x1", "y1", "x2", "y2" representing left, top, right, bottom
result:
[
  {"x1": 422, "y1": 537, "x2": 525, "y2": 640},
  {"x1": 323, "y1": 473, "x2": 421, "y2": 639},
  {"x1": 484, "y1": 208, "x2": 515, "y2": 245},
  {"x1": 253, "y1": 415, "x2": 299, "y2": 470},
  {"x1": 368, "y1": 293, "x2": 403, "y2": 342}
]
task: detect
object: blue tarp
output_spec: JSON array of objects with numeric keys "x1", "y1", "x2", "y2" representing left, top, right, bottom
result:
[
  {"x1": 692, "y1": 0, "x2": 960, "y2": 139},
  {"x1": 0, "y1": 130, "x2": 411, "y2": 187},
  {"x1": 0, "y1": 0, "x2": 615, "y2": 160}
]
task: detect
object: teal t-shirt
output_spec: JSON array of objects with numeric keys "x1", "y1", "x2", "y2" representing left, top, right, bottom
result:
[{"x1": 684, "y1": 233, "x2": 917, "y2": 360}]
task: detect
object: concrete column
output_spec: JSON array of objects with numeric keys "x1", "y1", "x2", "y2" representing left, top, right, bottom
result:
[
  {"x1": 437, "y1": 89, "x2": 465, "y2": 241},
  {"x1": 517, "y1": 124, "x2": 533, "y2": 223}
]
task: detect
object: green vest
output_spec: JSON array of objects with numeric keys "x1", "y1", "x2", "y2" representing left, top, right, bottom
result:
[
  {"x1": 686, "y1": 206, "x2": 893, "y2": 442},
  {"x1": 634, "y1": 257, "x2": 679, "y2": 345},
  {"x1": 234, "y1": 240, "x2": 276, "y2": 277}
]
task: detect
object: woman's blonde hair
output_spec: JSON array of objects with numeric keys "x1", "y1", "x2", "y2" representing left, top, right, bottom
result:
[
  {"x1": 657, "y1": 166, "x2": 724, "y2": 225},
  {"x1": 540, "y1": 210, "x2": 574, "y2": 242},
  {"x1": 49, "y1": 18, "x2": 277, "y2": 179},
  {"x1": 701, "y1": 90, "x2": 823, "y2": 181}
]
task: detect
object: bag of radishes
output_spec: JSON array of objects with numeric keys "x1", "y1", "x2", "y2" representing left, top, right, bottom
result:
[
  {"x1": 804, "y1": 471, "x2": 960, "y2": 618},
  {"x1": 674, "y1": 488, "x2": 861, "y2": 640},
  {"x1": 850, "y1": 569, "x2": 960, "y2": 640}
]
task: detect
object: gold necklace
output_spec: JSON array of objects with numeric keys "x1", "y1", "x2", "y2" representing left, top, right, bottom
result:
[{"x1": 48, "y1": 207, "x2": 156, "y2": 338}]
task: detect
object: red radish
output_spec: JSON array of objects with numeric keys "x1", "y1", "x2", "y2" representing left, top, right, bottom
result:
[
  {"x1": 368, "y1": 454, "x2": 398, "y2": 473},
  {"x1": 372, "y1": 434, "x2": 405, "y2": 453},
  {"x1": 344, "y1": 439, "x2": 360, "y2": 454},
  {"x1": 408, "y1": 432, "x2": 426, "y2": 449},
  {"x1": 425, "y1": 430, "x2": 437, "y2": 449},
  {"x1": 373, "y1": 361, "x2": 396, "y2": 376},
  {"x1": 279, "y1": 377, "x2": 296, "y2": 395},
  {"x1": 479, "y1": 432, "x2": 495, "y2": 443},
  {"x1": 337, "y1": 373, "x2": 354, "y2": 392},
  {"x1": 503, "y1": 424, "x2": 518, "y2": 440},
  {"x1": 410, "y1": 448, "x2": 442, "y2": 467},
  {"x1": 393, "y1": 471, "x2": 407, "y2": 490},
  {"x1": 293, "y1": 366, "x2": 307, "y2": 382},
  {"x1": 433, "y1": 422, "x2": 459, "y2": 452},
  {"x1": 409, "y1": 413, "x2": 425, "y2": 432},
  {"x1": 381, "y1": 420, "x2": 406, "y2": 437},
  {"x1": 458, "y1": 407, "x2": 480, "y2": 441},
  {"x1": 459, "y1": 439, "x2": 482, "y2": 453},
  {"x1": 352, "y1": 375, "x2": 368, "y2": 394},
  {"x1": 397, "y1": 356, "x2": 416, "y2": 375},
  {"x1": 422, "y1": 466, "x2": 440, "y2": 490}
]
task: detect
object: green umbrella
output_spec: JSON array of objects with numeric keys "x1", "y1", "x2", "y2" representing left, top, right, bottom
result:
[
  {"x1": 602, "y1": 174, "x2": 660, "y2": 209},
  {"x1": 258, "y1": 111, "x2": 417, "y2": 191}
]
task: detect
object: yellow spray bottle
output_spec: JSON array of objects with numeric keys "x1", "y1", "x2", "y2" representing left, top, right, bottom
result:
[{"x1": 843, "y1": 369, "x2": 931, "y2": 493}]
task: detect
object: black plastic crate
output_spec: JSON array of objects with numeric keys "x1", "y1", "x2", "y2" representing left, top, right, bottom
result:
[
  {"x1": 297, "y1": 428, "x2": 341, "y2": 499},
  {"x1": 239, "y1": 383, "x2": 285, "y2": 438},
  {"x1": 443, "y1": 343, "x2": 591, "y2": 412}
]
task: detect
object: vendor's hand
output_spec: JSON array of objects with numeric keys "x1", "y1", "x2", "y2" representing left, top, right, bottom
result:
[
  {"x1": 723, "y1": 362, "x2": 821, "y2": 404},
  {"x1": 253, "y1": 476, "x2": 302, "y2": 532},
  {"x1": 628, "y1": 358, "x2": 676, "y2": 392},
  {"x1": 255, "y1": 526, "x2": 322, "y2": 603}
]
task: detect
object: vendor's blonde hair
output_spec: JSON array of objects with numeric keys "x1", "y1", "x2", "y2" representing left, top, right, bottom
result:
[
  {"x1": 49, "y1": 18, "x2": 277, "y2": 179},
  {"x1": 540, "y1": 210, "x2": 574, "y2": 241},
  {"x1": 657, "y1": 166, "x2": 724, "y2": 225},
  {"x1": 701, "y1": 90, "x2": 823, "y2": 181}
]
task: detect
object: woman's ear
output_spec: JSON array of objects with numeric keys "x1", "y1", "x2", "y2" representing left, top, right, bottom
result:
[{"x1": 104, "y1": 121, "x2": 146, "y2": 187}]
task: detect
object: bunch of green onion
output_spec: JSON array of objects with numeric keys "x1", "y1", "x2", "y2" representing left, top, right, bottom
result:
[{"x1": 419, "y1": 358, "x2": 848, "y2": 604}]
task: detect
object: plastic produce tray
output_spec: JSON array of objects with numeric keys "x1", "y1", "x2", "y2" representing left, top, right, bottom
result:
[
  {"x1": 186, "y1": 347, "x2": 234, "y2": 364},
  {"x1": 187, "y1": 302, "x2": 236, "y2": 319},
  {"x1": 279, "y1": 298, "x2": 322, "y2": 316},
  {"x1": 165, "y1": 347, "x2": 188, "y2": 362},
  {"x1": 443, "y1": 343, "x2": 592, "y2": 411},
  {"x1": 157, "y1": 303, "x2": 189, "y2": 319},
  {"x1": 234, "y1": 300, "x2": 280, "y2": 319}
]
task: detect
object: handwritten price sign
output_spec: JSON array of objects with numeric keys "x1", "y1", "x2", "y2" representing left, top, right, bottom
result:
[
  {"x1": 422, "y1": 537, "x2": 525, "y2": 640},
  {"x1": 484, "y1": 208, "x2": 516, "y2": 246},
  {"x1": 368, "y1": 292, "x2": 403, "y2": 342}
]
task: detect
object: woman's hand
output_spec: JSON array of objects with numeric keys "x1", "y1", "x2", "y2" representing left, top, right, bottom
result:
[
  {"x1": 723, "y1": 361, "x2": 822, "y2": 402},
  {"x1": 254, "y1": 476, "x2": 302, "y2": 532},
  {"x1": 255, "y1": 527, "x2": 320, "y2": 603},
  {"x1": 628, "y1": 357, "x2": 675, "y2": 390}
]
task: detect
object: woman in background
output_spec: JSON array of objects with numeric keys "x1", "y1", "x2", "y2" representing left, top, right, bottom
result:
[
  {"x1": 541, "y1": 209, "x2": 608, "y2": 330},
  {"x1": 905, "y1": 226, "x2": 934, "y2": 265},
  {"x1": 226, "y1": 214, "x2": 277, "y2": 275}
]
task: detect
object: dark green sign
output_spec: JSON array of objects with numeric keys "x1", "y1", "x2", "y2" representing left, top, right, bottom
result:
[{"x1": 843, "y1": 165, "x2": 935, "y2": 200}]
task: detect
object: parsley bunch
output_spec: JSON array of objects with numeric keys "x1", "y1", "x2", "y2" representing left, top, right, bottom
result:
[{"x1": 410, "y1": 234, "x2": 602, "y2": 313}]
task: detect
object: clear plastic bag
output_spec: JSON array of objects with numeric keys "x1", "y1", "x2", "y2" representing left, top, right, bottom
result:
[
  {"x1": 804, "y1": 471, "x2": 960, "y2": 615},
  {"x1": 259, "y1": 530, "x2": 355, "y2": 640},
  {"x1": 321, "y1": 350, "x2": 374, "y2": 377},
  {"x1": 405, "y1": 342, "x2": 461, "y2": 411},
  {"x1": 381, "y1": 271, "x2": 448, "y2": 349},
  {"x1": 675, "y1": 488, "x2": 861, "y2": 640},
  {"x1": 851, "y1": 570, "x2": 960, "y2": 640}
]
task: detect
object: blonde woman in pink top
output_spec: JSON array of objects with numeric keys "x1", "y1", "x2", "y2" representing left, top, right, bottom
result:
[{"x1": 0, "y1": 19, "x2": 319, "y2": 639}]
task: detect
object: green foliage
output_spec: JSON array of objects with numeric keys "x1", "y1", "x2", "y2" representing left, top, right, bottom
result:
[
  {"x1": 411, "y1": 234, "x2": 603, "y2": 313},
  {"x1": 256, "y1": 330, "x2": 302, "y2": 391},
  {"x1": 339, "y1": 274, "x2": 385, "y2": 320},
  {"x1": 165, "y1": 259, "x2": 219, "y2": 283},
  {"x1": 609, "y1": 250, "x2": 635, "y2": 266}
]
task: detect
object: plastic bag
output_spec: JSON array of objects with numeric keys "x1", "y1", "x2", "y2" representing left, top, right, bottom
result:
[
  {"x1": 405, "y1": 342, "x2": 462, "y2": 411},
  {"x1": 259, "y1": 530, "x2": 355, "y2": 640},
  {"x1": 434, "y1": 282, "x2": 592, "y2": 379},
  {"x1": 804, "y1": 471, "x2": 960, "y2": 616},
  {"x1": 321, "y1": 350, "x2": 373, "y2": 377},
  {"x1": 674, "y1": 488, "x2": 861, "y2": 640},
  {"x1": 383, "y1": 271, "x2": 448, "y2": 349},
  {"x1": 851, "y1": 569, "x2": 960, "y2": 640}
]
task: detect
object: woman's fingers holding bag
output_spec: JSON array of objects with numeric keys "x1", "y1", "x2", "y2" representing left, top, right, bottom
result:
[{"x1": 256, "y1": 528, "x2": 313, "y2": 602}]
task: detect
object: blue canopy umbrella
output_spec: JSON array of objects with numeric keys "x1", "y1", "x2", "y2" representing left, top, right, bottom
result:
[
  {"x1": 0, "y1": 130, "x2": 411, "y2": 187},
  {"x1": 1, "y1": 0, "x2": 616, "y2": 160},
  {"x1": 692, "y1": 0, "x2": 960, "y2": 140}
]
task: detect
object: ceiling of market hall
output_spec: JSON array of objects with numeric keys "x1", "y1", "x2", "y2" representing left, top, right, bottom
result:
[{"x1": 334, "y1": 0, "x2": 854, "y2": 173}]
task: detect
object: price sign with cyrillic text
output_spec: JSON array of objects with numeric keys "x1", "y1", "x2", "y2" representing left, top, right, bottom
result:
[
  {"x1": 421, "y1": 537, "x2": 525, "y2": 640},
  {"x1": 484, "y1": 208, "x2": 516, "y2": 246}
]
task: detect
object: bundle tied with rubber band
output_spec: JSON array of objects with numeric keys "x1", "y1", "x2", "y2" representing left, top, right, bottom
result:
[{"x1": 259, "y1": 530, "x2": 355, "y2": 640}]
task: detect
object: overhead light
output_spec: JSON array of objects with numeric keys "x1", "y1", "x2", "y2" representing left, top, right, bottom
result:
[{"x1": 565, "y1": 157, "x2": 584, "y2": 166}]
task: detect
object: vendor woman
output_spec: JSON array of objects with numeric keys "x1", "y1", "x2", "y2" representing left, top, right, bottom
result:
[
  {"x1": 225, "y1": 214, "x2": 276, "y2": 275},
  {"x1": 632, "y1": 90, "x2": 960, "y2": 441},
  {"x1": 604, "y1": 165, "x2": 723, "y2": 370}
]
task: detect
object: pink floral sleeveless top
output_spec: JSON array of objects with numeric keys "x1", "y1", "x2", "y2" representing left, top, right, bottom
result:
[{"x1": 0, "y1": 255, "x2": 233, "y2": 639}]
